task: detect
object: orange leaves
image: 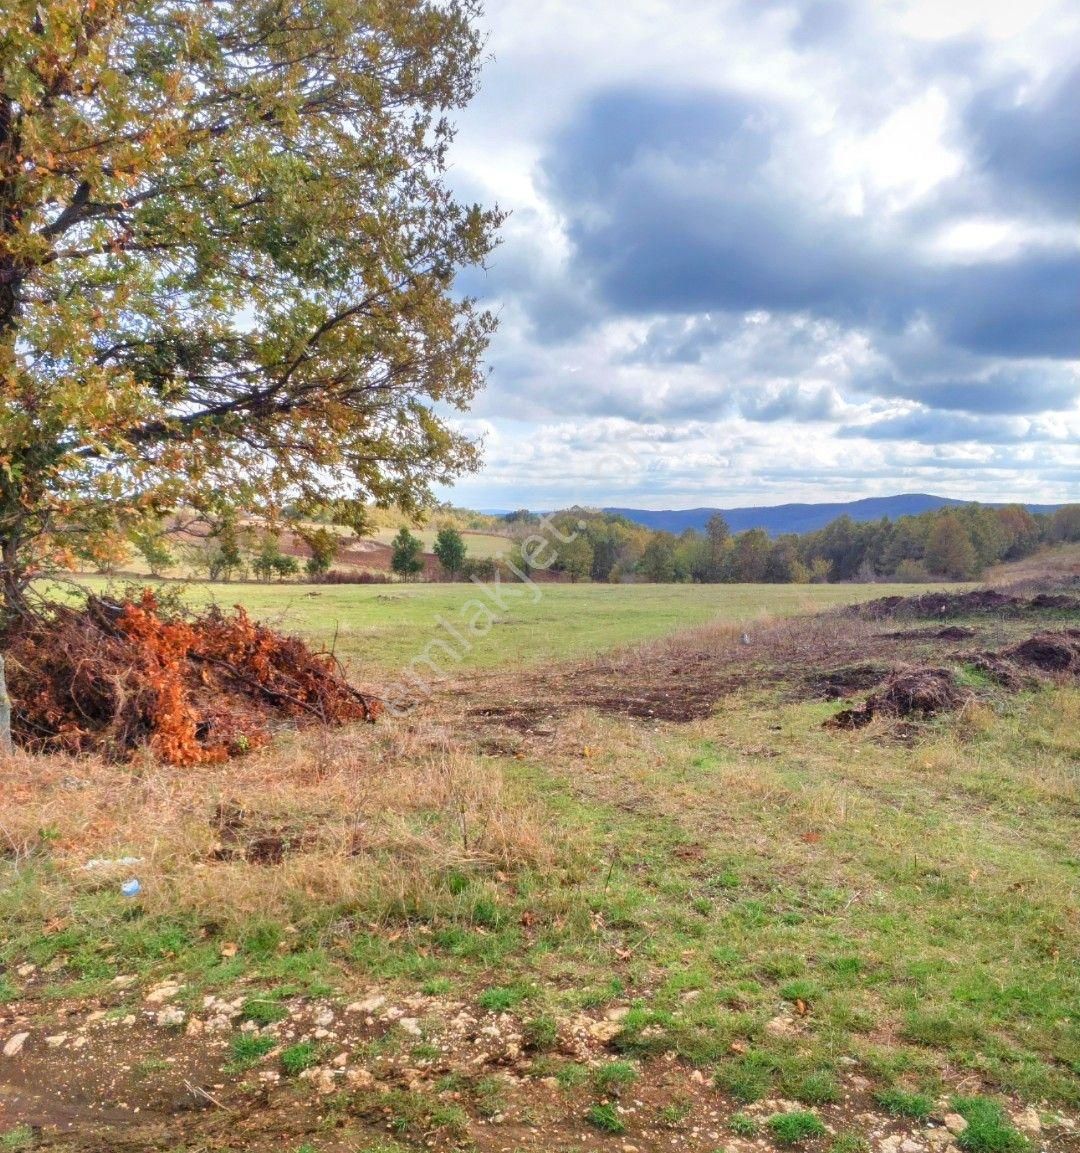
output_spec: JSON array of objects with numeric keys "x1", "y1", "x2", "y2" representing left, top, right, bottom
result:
[{"x1": 7, "y1": 591, "x2": 380, "y2": 766}]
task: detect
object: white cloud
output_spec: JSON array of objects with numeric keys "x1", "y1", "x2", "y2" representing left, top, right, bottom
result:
[{"x1": 442, "y1": 0, "x2": 1080, "y2": 508}]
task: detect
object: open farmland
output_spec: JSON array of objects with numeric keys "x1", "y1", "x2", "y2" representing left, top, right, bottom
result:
[
  {"x1": 2, "y1": 576, "x2": 1079, "y2": 1152},
  {"x1": 72, "y1": 578, "x2": 957, "y2": 676}
]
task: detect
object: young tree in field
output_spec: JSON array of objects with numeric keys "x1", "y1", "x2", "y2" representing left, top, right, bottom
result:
[
  {"x1": 640, "y1": 534, "x2": 677, "y2": 582},
  {"x1": 0, "y1": 0, "x2": 500, "y2": 617},
  {"x1": 390, "y1": 527, "x2": 424, "y2": 582},
  {"x1": 703, "y1": 513, "x2": 731, "y2": 581},
  {"x1": 205, "y1": 514, "x2": 245, "y2": 582},
  {"x1": 252, "y1": 534, "x2": 298, "y2": 582},
  {"x1": 924, "y1": 513, "x2": 979, "y2": 579},
  {"x1": 130, "y1": 520, "x2": 175, "y2": 578},
  {"x1": 558, "y1": 534, "x2": 593, "y2": 583},
  {"x1": 299, "y1": 527, "x2": 340, "y2": 581},
  {"x1": 434, "y1": 526, "x2": 467, "y2": 579}
]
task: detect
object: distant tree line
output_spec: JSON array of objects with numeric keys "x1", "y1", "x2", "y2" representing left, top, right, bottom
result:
[{"x1": 505, "y1": 503, "x2": 1080, "y2": 584}]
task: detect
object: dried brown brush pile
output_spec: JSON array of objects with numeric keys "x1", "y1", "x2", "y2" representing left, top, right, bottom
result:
[{"x1": 6, "y1": 592, "x2": 380, "y2": 764}]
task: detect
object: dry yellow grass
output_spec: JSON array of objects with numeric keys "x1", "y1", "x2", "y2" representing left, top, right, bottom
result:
[{"x1": 0, "y1": 717, "x2": 561, "y2": 928}]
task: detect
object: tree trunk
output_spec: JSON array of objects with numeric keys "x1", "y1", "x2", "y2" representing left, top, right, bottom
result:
[{"x1": 0, "y1": 653, "x2": 12, "y2": 757}]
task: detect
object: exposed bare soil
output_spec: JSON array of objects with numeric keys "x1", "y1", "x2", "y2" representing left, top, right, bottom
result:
[
  {"x1": 454, "y1": 581, "x2": 1080, "y2": 743},
  {"x1": 2, "y1": 991, "x2": 1070, "y2": 1151}
]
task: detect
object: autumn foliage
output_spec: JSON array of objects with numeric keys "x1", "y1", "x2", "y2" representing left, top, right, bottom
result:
[{"x1": 6, "y1": 592, "x2": 380, "y2": 764}]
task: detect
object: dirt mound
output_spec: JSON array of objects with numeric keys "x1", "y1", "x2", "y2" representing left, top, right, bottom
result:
[
  {"x1": 828, "y1": 667, "x2": 965, "y2": 729},
  {"x1": 7, "y1": 592, "x2": 379, "y2": 764},
  {"x1": 1002, "y1": 629, "x2": 1080, "y2": 673},
  {"x1": 853, "y1": 586, "x2": 1080, "y2": 623},
  {"x1": 883, "y1": 625, "x2": 977, "y2": 641},
  {"x1": 1028, "y1": 593, "x2": 1080, "y2": 610},
  {"x1": 852, "y1": 589, "x2": 1023, "y2": 620}
]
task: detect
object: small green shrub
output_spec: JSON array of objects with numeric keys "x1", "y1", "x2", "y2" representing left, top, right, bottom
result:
[
  {"x1": 523, "y1": 1013, "x2": 559, "y2": 1050},
  {"x1": 478, "y1": 985, "x2": 525, "y2": 1013},
  {"x1": 768, "y1": 1111, "x2": 828, "y2": 1145},
  {"x1": 592, "y1": 1059, "x2": 638, "y2": 1095},
  {"x1": 586, "y1": 1102, "x2": 626, "y2": 1134},
  {"x1": 555, "y1": 1062, "x2": 589, "y2": 1089},
  {"x1": 240, "y1": 996, "x2": 288, "y2": 1026},
  {"x1": 795, "y1": 1071, "x2": 841, "y2": 1105},
  {"x1": 658, "y1": 1099, "x2": 693, "y2": 1127},
  {"x1": 830, "y1": 1134, "x2": 870, "y2": 1153},
  {"x1": 729, "y1": 1113, "x2": 759, "y2": 1136},
  {"x1": 875, "y1": 1089, "x2": 934, "y2": 1120},
  {"x1": 227, "y1": 1033, "x2": 277, "y2": 1071},
  {"x1": 1, "y1": 1126, "x2": 35, "y2": 1151},
  {"x1": 715, "y1": 1061, "x2": 771, "y2": 1102},
  {"x1": 951, "y1": 1097, "x2": 1029, "y2": 1153},
  {"x1": 281, "y1": 1042, "x2": 320, "y2": 1076}
]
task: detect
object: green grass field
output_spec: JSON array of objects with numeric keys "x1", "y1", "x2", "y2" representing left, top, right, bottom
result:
[
  {"x1": 5, "y1": 576, "x2": 1076, "y2": 1151},
  {"x1": 77, "y1": 577, "x2": 950, "y2": 674}
]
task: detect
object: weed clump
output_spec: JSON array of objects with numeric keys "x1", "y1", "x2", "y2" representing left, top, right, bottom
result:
[
  {"x1": 586, "y1": 1102, "x2": 626, "y2": 1133},
  {"x1": 875, "y1": 1088, "x2": 934, "y2": 1120},
  {"x1": 768, "y1": 1111, "x2": 828, "y2": 1145},
  {"x1": 951, "y1": 1097, "x2": 1030, "y2": 1153}
]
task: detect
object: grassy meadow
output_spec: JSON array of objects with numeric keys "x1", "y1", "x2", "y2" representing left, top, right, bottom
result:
[
  {"x1": 3, "y1": 576, "x2": 1078, "y2": 1151},
  {"x1": 75, "y1": 576, "x2": 951, "y2": 674}
]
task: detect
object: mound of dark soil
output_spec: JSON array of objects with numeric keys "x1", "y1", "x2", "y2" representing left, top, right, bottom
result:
[
  {"x1": 965, "y1": 655, "x2": 1029, "y2": 692},
  {"x1": 7, "y1": 592, "x2": 379, "y2": 764},
  {"x1": 883, "y1": 625, "x2": 977, "y2": 641},
  {"x1": 1002, "y1": 629, "x2": 1080, "y2": 673},
  {"x1": 827, "y1": 667, "x2": 966, "y2": 729},
  {"x1": 852, "y1": 589, "x2": 1023, "y2": 620},
  {"x1": 1028, "y1": 593, "x2": 1079, "y2": 609}
]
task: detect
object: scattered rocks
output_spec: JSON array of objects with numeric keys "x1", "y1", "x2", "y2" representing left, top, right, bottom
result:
[
  {"x1": 1014, "y1": 1107, "x2": 1041, "y2": 1134},
  {"x1": 943, "y1": 1113, "x2": 969, "y2": 1135},
  {"x1": 155, "y1": 1006, "x2": 186, "y2": 1028},
  {"x1": 346, "y1": 994, "x2": 385, "y2": 1015},
  {"x1": 44, "y1": 1033, "x2": 68, "y2": 1048},
  {"x1": 3, "y1": 1032, "x2": 30, "y2": 1057},
  {"x1": 145, "y1": 982, "x2": 182, "y2": 1004},
  {"x1": 765, "y1": 1014, "x2": 798, "y2": 1039}
]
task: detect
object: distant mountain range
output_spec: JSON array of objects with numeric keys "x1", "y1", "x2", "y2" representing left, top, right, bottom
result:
[{"x1": 603, "y1": 493, "x2": 1064, "y2": 537}]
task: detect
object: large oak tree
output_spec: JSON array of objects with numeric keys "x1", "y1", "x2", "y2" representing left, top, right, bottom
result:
[{"x1": 0, "y1": 0, "x2": 500, "y2": 612}]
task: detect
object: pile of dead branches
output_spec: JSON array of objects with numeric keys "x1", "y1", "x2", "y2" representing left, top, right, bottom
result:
[{"x1": 6, "y1": 591, "x2": 380, "y2": 764}]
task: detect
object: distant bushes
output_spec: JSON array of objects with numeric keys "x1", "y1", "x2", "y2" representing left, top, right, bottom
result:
[
  {"x1": 507, "y1": 502, "x2": 1080, "y2": 585},
  {"x1": 322, "y1": 569, "x2": 393, "y2": 584}
]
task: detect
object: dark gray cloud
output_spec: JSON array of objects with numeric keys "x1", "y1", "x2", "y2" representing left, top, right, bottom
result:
[
  {"x1": 854, "y1": 366, "x2": 1080, "y2": 415},
  {"x1": 541, "y1": 88, "x2": 887, "y2": 320},
  {"x1": 837, "y1": 411, "x2": 1034, "y2": 444},
  {"x1": 533, "y1": 82, "x2": 1080, "y2": 419},
  {"x1": 966, "y1": 63, "x2": 1080, "y2": 215}
]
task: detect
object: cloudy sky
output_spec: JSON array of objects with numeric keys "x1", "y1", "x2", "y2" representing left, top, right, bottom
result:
[{"x1": 435, "y1": 0, "x2": 1080, "y2": 511}]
